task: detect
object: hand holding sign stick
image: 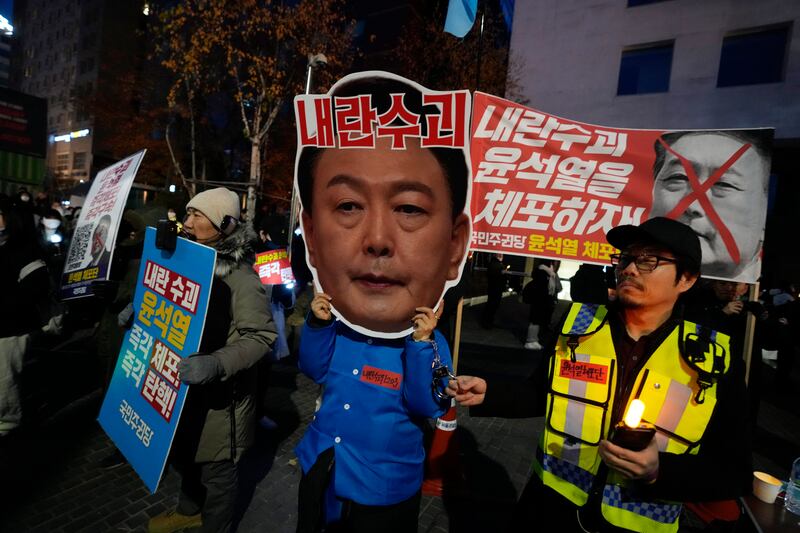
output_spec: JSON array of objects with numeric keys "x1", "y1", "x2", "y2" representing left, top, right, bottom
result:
[
  {"x1": 412, "y1": 301, "x2": 443, "y2": 341},
  {"x1": 310, "y1": 290, "x2": 333, "y2": 322}
]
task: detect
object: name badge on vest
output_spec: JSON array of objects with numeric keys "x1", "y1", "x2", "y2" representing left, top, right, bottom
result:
[{"x1": 559, "y1": 359, "x2": 609, "y2": 385}]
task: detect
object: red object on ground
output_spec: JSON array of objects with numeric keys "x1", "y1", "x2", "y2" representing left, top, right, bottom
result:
[
  {"x1": 685, "y1": 500, "x2": 741, "y2": 524},
  {"x1": 422, "y1": 401, "x2": 462, "y2": 496}
]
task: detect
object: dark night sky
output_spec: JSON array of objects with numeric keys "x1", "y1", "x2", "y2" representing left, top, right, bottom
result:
[{"x1": 0, "y1": 0, "x2": 12, "y2": 22}]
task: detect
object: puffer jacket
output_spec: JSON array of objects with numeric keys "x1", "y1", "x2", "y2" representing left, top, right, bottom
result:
[{"x1": 174, "y1": 222, "x2": 276, "y2": 464}]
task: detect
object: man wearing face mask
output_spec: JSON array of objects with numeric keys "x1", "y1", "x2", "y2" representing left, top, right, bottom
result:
[{"x1": 37, "y1": 208, "x2": 69, "y2": 287}]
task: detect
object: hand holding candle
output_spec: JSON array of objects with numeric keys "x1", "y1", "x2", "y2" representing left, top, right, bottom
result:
[
  {"x1": 611, "y1": 399, "x2": 656, "y2": 451},
  {"x1": 598, "y1": 399, "x2": 660, "y2": 482}
]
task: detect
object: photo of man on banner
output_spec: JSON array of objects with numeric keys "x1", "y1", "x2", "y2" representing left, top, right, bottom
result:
[
  {"x1": 468, "y1": 92, "x2": 773, "y2": 285},
  {"x1": 60, "y1": 150, "x2": 146, "y2": 299},
  {"x1": 649, "y1": 129, "x2": 772, "y2": 281},
  {"x1": 87, "y1": 214, "x2": 113, "y2": 268},
  {"x1": 292, "y1": 71, "x2": 471, "y2": 531}
]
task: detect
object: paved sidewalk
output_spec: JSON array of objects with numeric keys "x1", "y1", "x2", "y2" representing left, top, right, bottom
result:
[
  {"x1": 0, "y1": 345, "x2": 541, "y2": 533},
  {"x1": 1, "y1": 295, "x2": 797, "y2": 532}
]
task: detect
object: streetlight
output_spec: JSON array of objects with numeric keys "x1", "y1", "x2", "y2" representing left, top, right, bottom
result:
[{"x1": 304, "y1": 53, "x2": 328, "y2": 94}]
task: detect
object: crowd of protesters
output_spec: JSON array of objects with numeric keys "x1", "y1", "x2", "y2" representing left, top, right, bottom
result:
[
  {"x1": 3, "y1": 182, "x2": 799, "y2": 533},
  {"x1": 0, "y1": 186, "x2": 306, "y2": 436}
]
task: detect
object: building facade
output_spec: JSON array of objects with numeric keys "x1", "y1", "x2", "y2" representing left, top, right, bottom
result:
[
  {"x1": 508, "y1": 0, "x2": 800, "y2": 283},
  {"x1": 10, "y1": 0, "x2": 143, "y2": 188}
]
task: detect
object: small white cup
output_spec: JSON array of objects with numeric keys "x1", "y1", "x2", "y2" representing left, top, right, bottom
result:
[{"x1": 753, "y1": 471, "x2": 783, "y2": 504}]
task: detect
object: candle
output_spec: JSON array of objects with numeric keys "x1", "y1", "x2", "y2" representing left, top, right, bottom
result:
[
  {"x1": 612, "y1": 399, "x2": 654, "y2": 451},
  {"x1": 623, "y1": 399, "x2": 645, "y2": 428}
]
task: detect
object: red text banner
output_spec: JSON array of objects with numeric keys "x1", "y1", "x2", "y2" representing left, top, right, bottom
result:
[
  {"x1": 469, "y1": 92, "x2": 772, "y2": 283},
  {"x1": 254, "y1": 249, "x2": 295, "y2": 285}
]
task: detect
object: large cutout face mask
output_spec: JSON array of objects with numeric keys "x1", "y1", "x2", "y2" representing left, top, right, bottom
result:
[{"x1": 294, "y1": 71, "x2": 472, "y2": 338}]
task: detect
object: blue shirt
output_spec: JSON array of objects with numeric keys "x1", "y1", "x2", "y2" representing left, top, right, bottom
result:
[{"x1": 295, "y1": 320, "x2": 452, "y2": 505}]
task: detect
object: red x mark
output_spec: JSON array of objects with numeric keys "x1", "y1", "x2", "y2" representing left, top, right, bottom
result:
[{"x1": 657, "y1": 138, "x2": 752, "y2": 265}]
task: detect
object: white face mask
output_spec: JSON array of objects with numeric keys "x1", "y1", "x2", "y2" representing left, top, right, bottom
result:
[{"x1": 42, "y1": 218, "x2": 61, "y2": 230}]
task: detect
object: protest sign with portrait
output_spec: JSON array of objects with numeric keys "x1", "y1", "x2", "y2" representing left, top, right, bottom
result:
[
  {"x1": 60, "y1": 150, "x2": 146, "y2": 299},
  {"x1": 470, "y1": 92, "x2": 772, "y2": 283}
]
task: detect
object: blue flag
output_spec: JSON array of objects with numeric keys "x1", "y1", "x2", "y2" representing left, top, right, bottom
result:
[
  {"x1": 500, "y1": 0, "x2": 515, "y2": 32},
  {"x1": 444, "y1": 0, "x2": 477, "y2": 38}
]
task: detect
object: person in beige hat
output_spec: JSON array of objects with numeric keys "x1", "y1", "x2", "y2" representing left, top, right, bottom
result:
[
  {"x1": 149, "y1": 187, "x2": 277, "y2": 533},
  {"x1": 182, "y1": 187, "x2": 242, "y2": 245}
]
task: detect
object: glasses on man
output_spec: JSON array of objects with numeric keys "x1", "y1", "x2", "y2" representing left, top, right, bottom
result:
[{"x1": 610, "y1": 253, "x2": 677, "y2": 272}]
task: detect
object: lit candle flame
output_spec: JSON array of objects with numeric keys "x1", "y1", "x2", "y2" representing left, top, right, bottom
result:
[{"x1": 623, "y1": 399, "x2": 645, "y2": 428}]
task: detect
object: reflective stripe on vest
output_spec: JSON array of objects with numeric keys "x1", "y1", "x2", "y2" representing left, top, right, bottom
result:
[
  {"x1": 537, "y1": 303, "x2": 731, "y2": 533},
  {"x1": 538, "y1": 447, "x2": 594, "y2": 494},
  {"x1": 631, "y1": 320, "x2": 728, "y2": 454},
  {"x1": 601, "y1": 484, "x2": 682, "y2": 533},
  {"x1": 565, "y1": 303, "x2": 607, "y2": 336}
]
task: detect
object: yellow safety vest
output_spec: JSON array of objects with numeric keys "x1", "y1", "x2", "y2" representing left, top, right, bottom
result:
[{"x1": 533, "y1": 303, "x2": 731, "y2": 533}]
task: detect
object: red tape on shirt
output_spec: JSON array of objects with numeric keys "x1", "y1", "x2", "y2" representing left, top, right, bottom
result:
[
  {"x1": 559, "y1": 360, "x2": 609, "y2": 384},
  {"x1": 360, "y1": 365, "x2": 402, "y2": 391}
]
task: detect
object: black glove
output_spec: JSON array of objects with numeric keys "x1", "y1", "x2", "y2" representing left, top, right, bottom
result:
[
  {"x1": 178, "y1": 354, "x2": 223, "y2": 385},
  {"x1": 92, "y1": 279, "x2": 119, "y2": 303}
]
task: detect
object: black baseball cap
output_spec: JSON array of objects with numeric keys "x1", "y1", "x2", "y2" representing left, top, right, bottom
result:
[{"x1": 606, "y1": 217, "x2": 701, "y2": 272}]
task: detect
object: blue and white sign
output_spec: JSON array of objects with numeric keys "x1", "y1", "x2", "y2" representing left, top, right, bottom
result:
[{"x1": 98, "y1": 227, "x2": 216, "y2": 493}]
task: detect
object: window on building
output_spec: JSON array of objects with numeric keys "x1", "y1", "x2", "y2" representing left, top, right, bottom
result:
[
  {"x1": 717, "y1": 25, "x2": 790, "y2": 87},
  {"x1": 56, "y1": 153, "x2": 70, "y2": 173},
  {"x1": 73, "y1": 152, "x2": 86, "y2": 170},
  {"x1": 617, "y1": 42, "x2": 673, "y2": 95}
]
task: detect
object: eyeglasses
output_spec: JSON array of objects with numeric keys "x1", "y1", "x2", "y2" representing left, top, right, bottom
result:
[{"x1": 610, "y1": 253, "x2": 677, "y2": 272}]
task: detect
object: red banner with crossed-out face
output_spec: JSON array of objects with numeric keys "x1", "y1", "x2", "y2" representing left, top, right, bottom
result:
[{"x1": 469, "y1": 92, "x2": 773, "y2": 283}]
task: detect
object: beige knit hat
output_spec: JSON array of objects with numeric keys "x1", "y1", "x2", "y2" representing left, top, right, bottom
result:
[{"x1": 186, "y1": 187, "x2": 240, "y2": 229}]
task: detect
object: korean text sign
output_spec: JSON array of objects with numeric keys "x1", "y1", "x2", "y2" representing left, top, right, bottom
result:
[
  {"x1": 254, "y1": 249, "x2": 294, "y2": 285},
  {"x1": 293, "y1": 70, "x2": 473, "y2": 339},
  {"x1": 470, "y1": 93, "x2": 772, "y2": 282},
  {"x1": 98, "y1": 227, "x2": 216, "y2": 493},
  {"x1": 60, "y1": 150, "x2": 146, "y2": 299}
]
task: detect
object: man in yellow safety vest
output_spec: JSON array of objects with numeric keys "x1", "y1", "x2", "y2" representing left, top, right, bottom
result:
[{"x1": 448, "y1": 217, "x2": 751, "y2": 533}]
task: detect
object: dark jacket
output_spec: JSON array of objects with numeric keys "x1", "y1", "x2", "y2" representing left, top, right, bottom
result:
[
  {"x1": 175, "y1": 223, "x2": 277, "y2": 463},
  {"x1": 1, "y1": 232, "x2": 51, "y2": 338}
]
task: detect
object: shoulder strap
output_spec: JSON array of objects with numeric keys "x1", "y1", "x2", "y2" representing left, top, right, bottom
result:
[
  {"x1": 562, "y1": 303, "x2": 608, "y2": 336},
  {"x1": 679, "y1": 321, "x2": 730, "y2": 404},
  {"x1": 561, "y1": 303, "x2": 609, "y2": 361}
]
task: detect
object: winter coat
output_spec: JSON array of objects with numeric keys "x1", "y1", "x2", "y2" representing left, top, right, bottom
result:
[
  {"x1": 0, "y1": 241, "x2": 51, "y2": 338},
  {"x1": 173, "y1": 223, "x2": 277, "y2": 464}
]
